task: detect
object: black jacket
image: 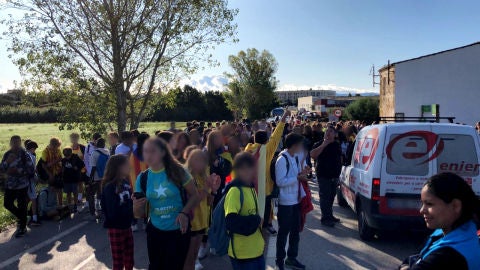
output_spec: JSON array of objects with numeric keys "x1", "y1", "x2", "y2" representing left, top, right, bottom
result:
[
  {"x1": 101, "y1": 179, "x2": 134, "y2": 229},
  {"x1": 314, "y1": 141, "x2": 342, "y2": 179}
]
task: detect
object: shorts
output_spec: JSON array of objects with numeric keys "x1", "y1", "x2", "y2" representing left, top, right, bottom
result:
[
  {"x1": 28, "y1": 180, "x2": 37, "y2": 200},
  {"x1": 63, "y1": 183, "x2": 78, "y2": 193},
  {"x1": 49, "y1": 176, "x2": 64, "y2": 189},
  {"x1": 190, "y1": 229, "x2": 206, "y2": 236}
]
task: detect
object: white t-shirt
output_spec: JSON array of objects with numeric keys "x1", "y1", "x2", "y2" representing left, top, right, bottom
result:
[{"x1": 84, "y1": 143, "x2": 96, "y2": 175}]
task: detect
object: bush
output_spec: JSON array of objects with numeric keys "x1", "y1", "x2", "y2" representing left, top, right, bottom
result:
[{"x1": 0, "y1": 106, "x2": 63, "y2": 123}]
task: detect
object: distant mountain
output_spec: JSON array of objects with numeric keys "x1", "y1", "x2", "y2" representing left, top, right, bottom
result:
[{"x1": 180, "y1": 75, "x2": 379, "y2": 96}]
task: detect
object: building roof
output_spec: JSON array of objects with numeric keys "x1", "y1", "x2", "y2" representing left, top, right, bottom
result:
[{"x1": 379, "y1": 41, "x2": 480, "y2": 72}]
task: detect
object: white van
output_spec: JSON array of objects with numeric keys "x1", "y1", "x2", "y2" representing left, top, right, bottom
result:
[{"x1": 338, "y1": 123, "x2": 480, "y2": 240}]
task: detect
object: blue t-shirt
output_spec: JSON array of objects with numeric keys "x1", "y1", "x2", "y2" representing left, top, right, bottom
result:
[{"x1": 135, "y1": 168, "x2": 191, "y2": 231}]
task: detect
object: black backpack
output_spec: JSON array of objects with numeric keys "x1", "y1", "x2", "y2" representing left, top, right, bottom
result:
[{"x1": 269, "y1": 153, "x2": 296, "y2": 198}]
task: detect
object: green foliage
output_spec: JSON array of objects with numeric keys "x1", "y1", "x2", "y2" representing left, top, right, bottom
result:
[
  {"x1": 344, "y1": 98, "x2": 379, "y2": 123},
  {"x1": 3, "y1": 0, "x2": 238, "y2": 132},
  {"x1": 0, "y1": 106, "x2": 62, "y2": 123},
  {"x1": 225, "y1": 48, "x2": 279, "y2": 119},
  {"x1": 148, "y1": 85, "x2": 233, "y2": 121}
]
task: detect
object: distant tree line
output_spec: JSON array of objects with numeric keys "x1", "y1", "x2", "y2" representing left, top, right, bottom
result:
[
  {"x1": 147, "y1": 85, "x2": 234, "y2": 121},
  {"x1": 0, "y1": 85, "x2": 233, "y2": 123}
]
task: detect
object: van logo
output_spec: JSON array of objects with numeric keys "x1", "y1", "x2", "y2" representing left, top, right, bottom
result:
[
  {"x1": 386, "y1": 131, "x2": 444, "y2": 164},
  {"x1": 354, "y1": 128, "x2": 379, "y2": 170}
]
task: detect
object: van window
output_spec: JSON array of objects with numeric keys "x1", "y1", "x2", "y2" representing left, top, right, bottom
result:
[
  {"x1": 437, "y1": 134, "x2": 479, "y2": 177},
  {"x1": 386, "y1": 134, "x2": 429, "y2": 176}
]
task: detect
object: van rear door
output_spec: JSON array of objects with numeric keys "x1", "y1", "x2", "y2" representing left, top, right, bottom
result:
[
  {"x1": 430, "y1": 126, "x2": 480, "y2": 196},
  {"x1": 380, "y1": 125, "x2": 434, "y2": 215}
]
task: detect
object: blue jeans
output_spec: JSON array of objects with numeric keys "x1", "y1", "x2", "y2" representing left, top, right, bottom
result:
[{"x1": 230, "y1": 255, "x2": 265, "y2": 270}]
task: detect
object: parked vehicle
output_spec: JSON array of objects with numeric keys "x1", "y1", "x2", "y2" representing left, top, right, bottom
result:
[{"x1": 338, "y1": 123, "x2": 480, "y2": 240}]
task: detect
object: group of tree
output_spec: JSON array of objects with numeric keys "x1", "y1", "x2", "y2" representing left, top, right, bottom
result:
[
  {"x1": 344, "y1": 98, "x2": 379, "y2": 123},
  {"x1": 2, "y1": 0, "x2": 238, "y2": 132},
  {"x1": 2, "y1": 0, "x2": 282, "y2": 134},
  {"x1": 147, "y1": 85, "x2": 233, "y2": 121}
]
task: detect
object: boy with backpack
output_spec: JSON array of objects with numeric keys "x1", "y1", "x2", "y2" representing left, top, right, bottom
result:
[
  {"x1": 275, "y1": 133, "x2": 309, "y2": 270},
  {"x1": 224, "y1": 152, "x2": 264, "y2": 270},
  {"x1": 62, "y1": 147, "x2": 85, "y2": 213},
  {"x1": 88, "y1": 138, "x2": 110, "y2": 219}
]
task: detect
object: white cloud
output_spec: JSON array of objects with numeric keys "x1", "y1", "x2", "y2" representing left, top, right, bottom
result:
[
  {"x1": 0, "y1": 78, "x2": 16, "y2": 93},
  {"x1": 179, "y1": 75, "x2": 228, "y2": 92}
]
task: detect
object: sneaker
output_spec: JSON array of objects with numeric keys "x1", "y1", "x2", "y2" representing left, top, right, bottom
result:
[
  {"x1": 131, "y1": 224, "x2": 139, "y2": 232},
  {"x1": 285, "y1": 258, "x2": 306, "y2": 270},
  {"x1": 265, "y1": 224, "x2": 277, "y2": 235},
  {"x1": 275, "y1": 260, "x2": 285, "y2": 270},
  {"x1": 198, "y1": 245, "x2": 209, "y2": 259},
  {"x1": 15, "y1": 228, "x2": 27, "y2": 238},
  {"x1": 321, "y1": 220, "x2": 335, "y2": 227},
  {"x1": 194, "y1": 259, "x2": 204, "y2": 270}
]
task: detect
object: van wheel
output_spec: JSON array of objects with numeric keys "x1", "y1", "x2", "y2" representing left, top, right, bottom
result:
[
  {"x1": 336, "y1": 188, "x2": 348, "y2": 208},
  {"x1": 357, "y1": 208, "x2": 375, "y2": 241}
]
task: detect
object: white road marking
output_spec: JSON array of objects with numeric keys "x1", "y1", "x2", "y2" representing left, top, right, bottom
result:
[
  {"x1": 0, "y1": 221, "x2": 89, "y2": 269},
  {"x1": 72, "y1": 254, "x2": 95, "y2": 270}
]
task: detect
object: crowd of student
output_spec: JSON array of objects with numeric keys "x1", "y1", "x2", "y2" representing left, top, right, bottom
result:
[{"x1": 1, "y1": 113, "x2": 480, "y2": 270}]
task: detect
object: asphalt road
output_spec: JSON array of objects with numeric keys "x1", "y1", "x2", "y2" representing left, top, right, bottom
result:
[{"x1": 0, "y1": 182, "x2": 426, "y2": 270}]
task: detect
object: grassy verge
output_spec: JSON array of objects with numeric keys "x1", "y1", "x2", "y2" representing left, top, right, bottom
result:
[{"x1": 0, "y1": 122, "x2": 186, "y2": 231}]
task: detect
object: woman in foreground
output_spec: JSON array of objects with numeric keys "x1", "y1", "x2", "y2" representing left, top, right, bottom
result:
[{"x1": 400, "y1": 172, "x2": 480, "y2": 270}]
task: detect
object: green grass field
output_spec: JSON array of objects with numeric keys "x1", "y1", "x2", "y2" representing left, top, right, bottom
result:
[{"x1": 0, "y1": 122, "x2": 185, "y2": 231}]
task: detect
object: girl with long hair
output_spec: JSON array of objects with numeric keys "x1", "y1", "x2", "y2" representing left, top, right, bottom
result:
[
  {"x1": 41, "y1": 137, "x2": 63, "y2": 207},
  {"x1": 133, "y1": 138, "x2": 199, "y2": 270},
  {"x1": 183, "y1": 149, "x2": 220, "y2": 270},
  {"x1": 101, "y1": 155, "x2": 134, "y2": 270},
  {"x1": 206, "y1": 130, "x2": 233, "y2": 206}
]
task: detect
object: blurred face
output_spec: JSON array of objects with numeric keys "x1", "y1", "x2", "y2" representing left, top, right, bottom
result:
[
  {"x1": 235, "y1": 165, "x2": 255, "y2": 184},
  {"x1": 228, "y1": 138, "x2": 240, "y2": 151},
  {"x1": 190, "y1": 154, "x2": 207, "y2": 174},
  {"x1": 70, "y1": 135, "x2": 79, "y2": 144},
  {"x1": 420, "y1": 186, "x2": 461, "y2": 233},
  {"x1": 190, "y1": 130, "x2": 200, "y2": 145},
  {"x1": 50, "y1": 140, "x2": 61, "y2": 149},
  {"x1": 143, "y1": 140, "x2": 165, "y2": 168},
  {"x1": 214, "y1": 133, "x2": 223, "y2": 149},
  {"x1": 290, "y1": 142, "x2": 304, "y2": 154},
  {"x1": 119, "y1": 162, "x2": 131, "y2": 178},
  {"x1": 108, "y1": 135, "x2": 118, "y2": 146},
  {"x1": 324, "y1": 128, "x2": 335, "y2": 141}
]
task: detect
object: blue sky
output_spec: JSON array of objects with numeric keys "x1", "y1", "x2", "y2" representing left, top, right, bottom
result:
[{"x1": 2, "y1": 0, "x2": 480, "y2": 93}]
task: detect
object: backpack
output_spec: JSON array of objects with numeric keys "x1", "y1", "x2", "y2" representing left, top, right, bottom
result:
[
  {"x1": 209, "y1": 184, "x2": 244, "y2": 257},
  {"x1": 269, "y1": 153, "x2": 296, "y2": 197},
  {"x1": 95, "y1": 150, "x2": 109, "y2": 178},
  {"x1": 28, "y1": 187, "x2": 49, "y2": 218}
]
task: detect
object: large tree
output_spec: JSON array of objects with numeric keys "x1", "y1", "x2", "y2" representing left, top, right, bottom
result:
[
  {"x1": 2, "y1": 0, "x2": 237, "y2": 131},
  {"x1": 225, "y1": 48, "x2": 279, "y2": 119}
]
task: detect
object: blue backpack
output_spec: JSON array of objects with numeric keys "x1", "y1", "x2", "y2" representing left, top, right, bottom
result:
[
  {"x1": 209, "y1": 184, "x2": 244, "y2": 257},
  {"x1": 95, "y1": 150, "x2": 109, "y2": 178}
]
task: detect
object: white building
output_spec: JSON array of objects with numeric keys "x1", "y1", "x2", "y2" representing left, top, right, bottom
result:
[
  {"x1": 379, "y1": 42, "x2": 480, "y2": 125},
  {"x1": 275, "y1": 89, "x2": 336, "y2": 103}
]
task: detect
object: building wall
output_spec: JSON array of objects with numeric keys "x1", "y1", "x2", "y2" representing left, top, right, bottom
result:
[
  {"x1": 275, "y1": 90, "x2": 336, "y2": 103},
  {"x1": 379, "y1": 66, "x2": 395, "y2": 117},
  {"x1": 298, "y1": 96, "x2": 318, "y2": 110},
  {"x1": 394, "y1": 44, "x2": 480, "y2": 125}
]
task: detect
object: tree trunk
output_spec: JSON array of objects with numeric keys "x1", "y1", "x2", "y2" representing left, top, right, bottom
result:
[{"x1": 110, "y1": 16, "x2": 127, "y2": 132}]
